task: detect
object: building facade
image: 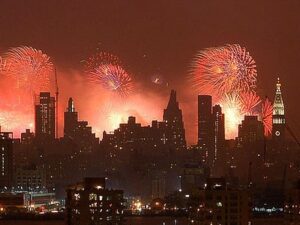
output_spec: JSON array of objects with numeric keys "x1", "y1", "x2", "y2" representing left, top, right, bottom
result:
[
  {"x1": 35, "y1": 92, "x2": 56, "y2": 140},
  {"x1": 163, "y1": 90, "x2": 186, "y2": 150},
  {"x1": 66, "y1": 177, "x2": 124, "y2": 225},
  {"x1": 0, "y1": 132, "x2": 13, "y2": 191}
]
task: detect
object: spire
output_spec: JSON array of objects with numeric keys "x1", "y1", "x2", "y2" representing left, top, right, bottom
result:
[
  {"x1": 273, "y1": 77, "x2": 284, "y2": 116},
  {"x1": 67, "y1": 97, "x2": 75, "y2": 112},
  {"x1": 166, "y1": 90, "x2": 178, "y2": 109}
]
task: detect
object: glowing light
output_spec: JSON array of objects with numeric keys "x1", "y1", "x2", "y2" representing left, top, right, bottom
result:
[{"x1": 221, "y1": 94, "x2": 243, "y2": 138}]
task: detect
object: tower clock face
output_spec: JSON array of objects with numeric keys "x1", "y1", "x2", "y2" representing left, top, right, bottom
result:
[{"x1": 275, "y1": 130, "x2": 281, "y2": 136}]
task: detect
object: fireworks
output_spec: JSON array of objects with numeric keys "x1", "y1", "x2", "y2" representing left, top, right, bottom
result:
[
  {"x1": 240, "y1": 91, "x2": 261, "y2": 115},
  {"x1": 221, "y1": 94, "x2": 243, "y2": 137},
  {"x1": 5, "y1": 46, "x2": 53, "y2": 93},
  {"x1": 261, "y1": 98, "x2": 273, "y2": 136},
  {"x1": 84, "y1": 52, "x2": 121, "y2": 73},
  {"x1": 90, "y1": 64, "x2": 133, "y2": 97},
  {"x1": 192, "y1": 44, "x2": 257, "y2": 99}
]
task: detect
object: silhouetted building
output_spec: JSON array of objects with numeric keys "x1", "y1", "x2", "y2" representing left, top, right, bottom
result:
[
  {"x1": 66, "y1": 177, "x2": 124, "y2": 225},
  {"x1": 272, "y1": 78, "x2": 286, "y2": 142},
  {"x1": 64, "y1": 97, "x2": 79, "y2": 139},
  {"x1": 163, "y1": 90, "x2": 186, "y2": 150},
  {"x1": 35, "y1": 92, "x2": 56, "y2": 140},
  {"x1": 188, "y1": 178, "x2": 251, "y2": 225},
  {"x1": 212, "y1": 105, "x2": 225, "y2": 164},
  {"x1": 198, "y1": 95, "x2": 213, "y2": 163},
  {"x1": 14, "y1": 164, "x2": 46, "y2": 192},
  {"x1": 63, "y1": 98, "x2": 99, "y2": 153},
  {"x1": 238, "y1": 115, "x2": 264, "y2": 145},
  {"x1": 21, "y1": 129, "x2": 34, "y2": 145},
  {"x1": 181, "y1": 163, "x2": 209, "y2": 193},
  {"x1": 0, "y1": 132, "x2": 13, "y2": 191}
]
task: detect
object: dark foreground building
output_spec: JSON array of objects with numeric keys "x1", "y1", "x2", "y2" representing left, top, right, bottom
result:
[
  {"x1": 66, "y1": 177, "x2": 124, "y2": 225},
  {"x1": 0, "y1": 132, "x2": 13, "y2": 191}
]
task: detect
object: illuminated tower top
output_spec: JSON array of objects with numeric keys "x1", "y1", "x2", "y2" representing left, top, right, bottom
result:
[
  {"x1": 67, "y1": 97, "x2": 75, "y2": 112},
  {"x1": 273, "y1": 77, "x2": 285, "y2": 116}
]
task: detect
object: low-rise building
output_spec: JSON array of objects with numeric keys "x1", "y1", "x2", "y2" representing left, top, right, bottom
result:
[
  {"x1": 188, "y1": 178, "x2": 251, "y2": 225},
  {"x1": 66, "y1": 177, "x2": 124, "y2": 225}
]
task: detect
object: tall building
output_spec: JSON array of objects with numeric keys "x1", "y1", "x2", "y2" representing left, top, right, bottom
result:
[
  {"x1": 238, "y1": 115, "x2": 264, "y2": 145},
  {"x1": 272, "y1": 78, "x2": 286, "y2": 141},
  {"x1": 0, "y1": 132, "x2": 13, "y2": 190},
  {"x1": 66, "y1": 177, "x2": 124, "y2": 225},
  {"x1": 198, "y1": 95, "x2": 213, "y2": 163},
  {"x1": 212, "y1": 105, "x2": 225, "y2": 164},
  {"x1": 163, "y1": 90, "x2": 186, "y2": 150},
  {"x1": 35, "y1": 92, "x2": 56, "y2": 140},
  {"x1": 63, "y1": 98, "x2": 99, "y2": 153},
  {"x1": 64, "y1": 97, "x2": 78, "y2": 139}
]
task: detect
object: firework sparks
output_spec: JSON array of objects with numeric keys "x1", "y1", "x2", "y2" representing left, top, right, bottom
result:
[
  {"x1": 90, "y1": 64, "x2": 133, "y2": 96},
  {"x1": 221, "y1": 93, "x2": 243, "y2": 138},
  {"x1": 84, "y1": 52, "x2": 121, "y2": 73},
  {"x1": 240, "y1": 91, "x2": 261, "y2": 115},
  {"x1": 5, "y1": 46, "x2": 53, "y2": 93},
  {"x1": 261, "y1": 97, "x2": 273, "y2": 136},
  {"x1": 191, "y1": 44, "x2": 257, "y2": 99}
]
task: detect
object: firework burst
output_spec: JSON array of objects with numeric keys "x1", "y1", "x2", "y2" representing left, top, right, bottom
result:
[
  {"x1": 90, "y1": 64, "x2": 133, "y2": 96},
  {"x1": 191, "y1": 44, "x2": 257, "y2": 98},
  {"x1": 5, "y1": 46, "x2": 53, "y2": 93},
  {"x1": 240, "y1": 91, "x2": 261, "y2": 115},
  {"x1": 261, "y1": 97, "x2": 273, "y2": 136}
]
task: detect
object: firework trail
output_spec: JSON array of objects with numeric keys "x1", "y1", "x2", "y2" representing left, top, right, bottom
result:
[
  {"x1": 90, "y1": 64, "x2": 133, "y2": 97},
  {"x1": 191, "y1": 44, "x2": 257, "y2": 99},
  {"x1": 5, "y1": 46, "x2": 53, "y2": 93},
  {"x1": 261, "y1": 97, "x2": 273, "y2": 136},
  {"x1": 240, "y1": 91, "x2": 261, "y2": 115}
]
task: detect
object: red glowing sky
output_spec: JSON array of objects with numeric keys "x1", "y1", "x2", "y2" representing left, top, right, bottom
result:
[{"x1": 0, "y1": 0, "x2": 300, "y2": 143}]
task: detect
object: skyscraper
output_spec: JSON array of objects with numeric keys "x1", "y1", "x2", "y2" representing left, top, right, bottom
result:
[
  {"x1": 198, "y1": 95, "x2": 213, "y2": 161},
  {"x1": 63, "y1": 98, "x2": 99, "y2": 153},
  {"x1": 0, "y1": 132, "x2": 13, "y2": 190},
  {"x1": 212, "y1": 105, "x2": 225, "y2": 164},
  {"x1": 163, "y1": 90, "x2": 186, "y2": 150},
  {"x1": 272, "y1": 78, "x2": 285, "y2": 141},
  {"x1": 64, "y1": 98, "x2": 79, "y2": 139},
  {"x1": 35, "y1": 92, "x2": 56, "y2": 140}
]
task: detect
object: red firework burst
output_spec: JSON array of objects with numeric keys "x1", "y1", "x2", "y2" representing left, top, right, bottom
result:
[
  {"x1": 5, "y1": 46, "x2": 53, "y2": 93},
  {"x1": 261, "y1": 97, "x2": 273, "y2": 136},
  {"x1": 240, "y1": 91, "x2": 261, "y2": 115},
  {"x1": 191, "y1": 44, "x2": 257, "y2": 98}
]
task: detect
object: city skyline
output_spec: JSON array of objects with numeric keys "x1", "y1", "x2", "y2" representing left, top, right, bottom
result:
[{"x1": 0, "y1": 0, "x2": 300, "y2": 144}]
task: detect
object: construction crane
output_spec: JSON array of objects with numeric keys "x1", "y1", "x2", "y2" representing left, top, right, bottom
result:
[{"x1": 55, "y1": 68, "x2": 59, "y2": 139}]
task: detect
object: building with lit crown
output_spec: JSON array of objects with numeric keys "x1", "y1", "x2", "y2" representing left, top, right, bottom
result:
[{"x1": 272, "y1": 78, "x2": 286, "y2": 142}]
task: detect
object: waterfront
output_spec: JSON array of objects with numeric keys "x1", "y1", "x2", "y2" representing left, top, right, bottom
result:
[{"x1": 0, "y1": 217, "x2": 188, "y2": 225}]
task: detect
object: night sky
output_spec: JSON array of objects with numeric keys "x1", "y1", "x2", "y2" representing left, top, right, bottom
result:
[{"x1": 0, "y1": 0, "x2": 299, "y2": 142}]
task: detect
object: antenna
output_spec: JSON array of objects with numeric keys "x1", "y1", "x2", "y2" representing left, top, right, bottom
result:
[{"x1": 55, "y1": 68, "x2": 59, "y2": 139}]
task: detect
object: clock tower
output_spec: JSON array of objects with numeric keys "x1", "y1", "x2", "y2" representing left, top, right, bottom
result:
[{"x1": 272, "y1": 78, "x2": 285, "y2": 141}]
